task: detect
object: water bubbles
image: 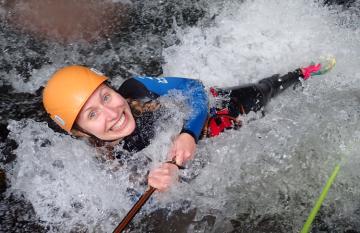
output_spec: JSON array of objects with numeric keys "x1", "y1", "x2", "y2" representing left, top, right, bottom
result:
[
  {"x1": 162, "y1": 0, "x2": 360, "y2": 231},
  {"x1": 2, "y1": 0, "x2": 360, "y2": 232}
]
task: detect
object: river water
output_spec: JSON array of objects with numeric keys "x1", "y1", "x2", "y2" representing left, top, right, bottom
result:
[{"x1": 1, "y1": 0, "x2": 359, "y2": 232}]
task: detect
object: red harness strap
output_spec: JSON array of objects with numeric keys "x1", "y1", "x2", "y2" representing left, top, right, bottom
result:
[
  {"x1": 208, "y1": 109, "x2": 233, "y2": 137},
  {"x1": 204, "y1": 87, "x2": 243, "y2": 137},
  {"x1": 207, "y1": 108, "x2": 242, "y2": 137}
]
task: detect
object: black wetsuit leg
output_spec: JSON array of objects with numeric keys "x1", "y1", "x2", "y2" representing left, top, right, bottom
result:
[{"x1": 222, "y1": 69, "x2": 303, "y2": 115}]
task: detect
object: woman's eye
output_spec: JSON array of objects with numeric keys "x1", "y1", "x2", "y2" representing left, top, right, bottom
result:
[
  {"x1": 103, "y1": 94, "x2": 111, "y2": 102},
  {"x1": 88, "y1": 111, "x2": 97, "y2": 119}
]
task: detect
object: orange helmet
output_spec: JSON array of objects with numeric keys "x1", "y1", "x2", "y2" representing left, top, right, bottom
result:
[{"x1": 43, "y1": 65, "x2": 108, "y2": 132}]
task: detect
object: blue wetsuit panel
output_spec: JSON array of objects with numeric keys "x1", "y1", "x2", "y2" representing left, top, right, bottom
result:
[{"x1": 133, "y1": 76, "x2": 209, "y2": 141}]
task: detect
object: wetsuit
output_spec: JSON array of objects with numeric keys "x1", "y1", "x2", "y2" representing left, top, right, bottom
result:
[{"x1": 117, "y1": 69, "x2": 304, "y2": 153}]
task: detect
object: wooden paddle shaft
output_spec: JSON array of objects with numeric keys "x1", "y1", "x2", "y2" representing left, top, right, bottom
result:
[{"x1": 113, "y1": 186, "x2": 156, "y2": 233}]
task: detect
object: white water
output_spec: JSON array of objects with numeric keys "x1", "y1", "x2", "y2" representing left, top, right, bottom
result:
[
  {"x1": 4, "y1": 0, "x2": 360, "y2": 232},
  {"x1": 162, "y1": 0, "x2": 360, "y2": 231}
]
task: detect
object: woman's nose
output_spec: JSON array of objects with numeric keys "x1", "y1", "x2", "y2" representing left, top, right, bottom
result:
[{"x1": 103, "y1": 105, "x2": 118, "y2": 120}]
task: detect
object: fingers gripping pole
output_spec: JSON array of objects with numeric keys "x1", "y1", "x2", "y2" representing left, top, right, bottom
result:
[{"x1": 112, "y1": 160, "x2": 181, "y2": 233}]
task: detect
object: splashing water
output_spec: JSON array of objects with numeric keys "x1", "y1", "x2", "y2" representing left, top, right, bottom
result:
[
  {"x1": 1, "y1": 0, "x2": 360, "y2": 232},
  {"x1": 162, "y1": 0, "x2": 360, "y2": 231}
]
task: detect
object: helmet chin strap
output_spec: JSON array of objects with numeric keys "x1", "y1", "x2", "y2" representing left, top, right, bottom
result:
[{"x1": 71, "y1": 123, "x2": 92, "y2": 137}]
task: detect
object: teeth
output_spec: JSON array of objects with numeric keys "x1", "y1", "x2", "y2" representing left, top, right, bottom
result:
[{"x1": 111, "y1": 113, "x2": 125, "y2": 130}]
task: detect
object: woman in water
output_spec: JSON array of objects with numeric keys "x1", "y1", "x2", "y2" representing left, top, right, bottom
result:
[{"x1": 42, "y1": 57, "x2": 335, "y2": 192}]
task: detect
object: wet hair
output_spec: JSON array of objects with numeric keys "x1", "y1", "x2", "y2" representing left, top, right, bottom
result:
[{"x1": 127, "y1": 98, "x2": 160, "y2": 117}]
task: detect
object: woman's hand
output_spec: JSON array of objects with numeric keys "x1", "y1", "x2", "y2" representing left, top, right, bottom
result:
[
  {"x1": 169, "y1": 133, "x2": 196, "y2": 166},
  {"x1": 148, "y1": 163, "x2": 179, "y2": 192}
]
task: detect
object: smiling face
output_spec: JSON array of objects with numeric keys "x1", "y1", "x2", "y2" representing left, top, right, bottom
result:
[{"x1": 75, "y1": 84, "x2": 136, "y2": 141}]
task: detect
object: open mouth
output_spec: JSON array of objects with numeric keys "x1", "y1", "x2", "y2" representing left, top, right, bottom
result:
[{"x1": 110, "y1": 112, "x2": 126, "y2": 131}]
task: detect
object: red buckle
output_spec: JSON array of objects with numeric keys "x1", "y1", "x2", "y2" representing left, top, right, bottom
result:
[{"x1": 208, "y1": 108, "x2": 234, "y2": 137}]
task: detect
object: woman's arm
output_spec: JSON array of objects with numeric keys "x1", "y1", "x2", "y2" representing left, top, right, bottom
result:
[
  {"x1": 120, "y1": 76, "x2": 208, "y2": 166},
  {"x1": 131, "y1": 76, "x2": 209, "y2": 142},
  {"x1": 132, "y1": 77, "x2": 208, "y2": 165}
]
